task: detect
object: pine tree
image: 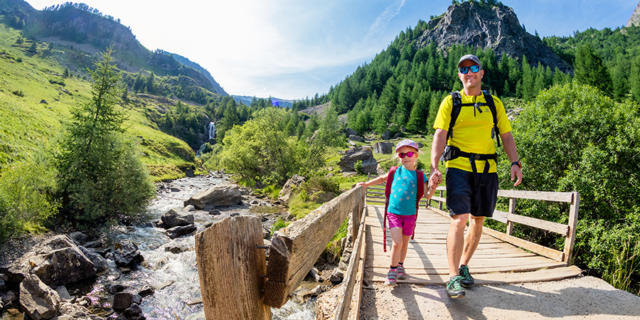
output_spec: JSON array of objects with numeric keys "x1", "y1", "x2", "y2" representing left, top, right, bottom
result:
[
  {"x1": 574, "y1": 44, "x2": 613, "y2": 95},
  {"x1": 55, "y1": 49, "x2": 154, "y2": 223},
  {"x1": 521, "y1": 56, "x2": 534, "y2": 99},
  {"x1": 406, "y1": 91, "x2": 429, "y2": 133},
  {"x1": 611, "y1": 54, "x2": 628, "y2": 100}
]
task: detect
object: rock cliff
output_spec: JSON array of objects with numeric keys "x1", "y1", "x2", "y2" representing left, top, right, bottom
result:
[{"x1": 417, "y1": 1, "x2": 571, "y2": 72}]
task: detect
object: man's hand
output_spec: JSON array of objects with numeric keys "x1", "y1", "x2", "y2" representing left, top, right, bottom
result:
[
  {"x1": 429, "y1": 168, "x2": 442, "y2": 189},
  {"x1": 511, "y1": 165, "x2": 522, "y2": 187}
]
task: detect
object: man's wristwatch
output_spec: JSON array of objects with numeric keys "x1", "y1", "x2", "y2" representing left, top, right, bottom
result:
[{"x1": 511, "y1": 160, "x2": 522, "y2": 168}]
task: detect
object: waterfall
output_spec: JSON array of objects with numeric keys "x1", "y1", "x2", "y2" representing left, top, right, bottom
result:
[{"x1": 207, "y1": 122, "x2": 216, "y2": 140}]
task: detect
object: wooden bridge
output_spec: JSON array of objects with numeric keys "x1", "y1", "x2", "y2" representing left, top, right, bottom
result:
[{"x1": 194, "y1": 184, "x2": 581, "y2": 319}]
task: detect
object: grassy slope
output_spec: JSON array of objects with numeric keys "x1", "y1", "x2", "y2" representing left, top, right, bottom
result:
[{"x1": 0, "y1": 23, "x2": 197, "y2": 181}]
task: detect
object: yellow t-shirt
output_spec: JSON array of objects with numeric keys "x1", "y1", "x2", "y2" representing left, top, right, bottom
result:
[{"x1": 433, "y1": 91, "x2": 512, "y2": 173}]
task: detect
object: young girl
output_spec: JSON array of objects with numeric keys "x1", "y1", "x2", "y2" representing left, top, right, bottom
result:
[{"x1": 357, "y1": 139, "x2": 436, "y2": 285}]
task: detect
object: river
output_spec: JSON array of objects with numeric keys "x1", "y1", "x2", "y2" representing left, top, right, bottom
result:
[{"x1": 86, "y1": 174, "x2": 315, "y2": 320}]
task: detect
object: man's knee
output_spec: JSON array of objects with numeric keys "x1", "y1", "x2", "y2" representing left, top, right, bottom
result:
[{"x1": 450, "y1": 214, "x2": 469, "y2": 230}]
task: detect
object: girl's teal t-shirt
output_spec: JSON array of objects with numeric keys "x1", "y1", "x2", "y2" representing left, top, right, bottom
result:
[{"x1": 387, "y1": 166, "x2": 417, "y2": 216}]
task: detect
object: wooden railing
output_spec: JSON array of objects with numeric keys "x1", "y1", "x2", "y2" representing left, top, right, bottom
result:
[
  {"x1": 195, "y1": 186, "x2": 366, "y2": 320},
  {"x1": 365, "y1": 186, "x2": 580, "y2": 264}
]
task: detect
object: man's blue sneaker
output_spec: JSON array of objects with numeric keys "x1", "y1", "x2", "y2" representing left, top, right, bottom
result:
[
  {"x1": 446, "y1": 275, "x2": 465, "y2": 298},
  {"x1": 459, "y1": 264, "x2": 474, "y2": 288}
]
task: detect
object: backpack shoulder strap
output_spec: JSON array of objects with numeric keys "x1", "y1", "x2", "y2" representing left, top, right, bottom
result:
[
  {"x1": 448, "y1": 91, "x2": 462, "y2": 141},
  {"x1": 416, "y1": 170, "x2": 425, "y2": 202},
  {"x1": 384, "y1": 166, "x2": 397, "y2": 199},
  {"x1": 482, "y1": 90, "x2": 501, "y2": 147}
]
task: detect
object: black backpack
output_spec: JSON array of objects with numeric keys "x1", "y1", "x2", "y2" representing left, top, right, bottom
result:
[{"x1": 448, "y1": 90, "x2": 501, "y2": 147}]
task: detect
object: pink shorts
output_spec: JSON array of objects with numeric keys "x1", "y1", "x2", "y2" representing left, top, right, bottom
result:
[{"x1": 387, "y1": 213, "x2": 417, "y2": 236}]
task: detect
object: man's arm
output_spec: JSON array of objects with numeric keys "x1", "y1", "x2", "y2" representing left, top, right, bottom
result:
[
  {"x1": 429, "y1": 129, "x2": 448, "y2": 187},
  {"x1": 500, "y1": 132, "x2": 522, "y2": 187}
]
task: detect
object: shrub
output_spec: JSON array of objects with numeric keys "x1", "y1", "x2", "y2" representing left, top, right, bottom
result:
[
  {"x1": 0, "y1": 153, "x2": 59, "y2": 241},
  {"x1": 354, "y1": 160, "x2": 364, "y2": 174},
  {"x1": 270, "y1": 218, "x2": 289, "y2": 235},
  {"x1": 503, "y1": 83, "x2": 640, "y2": 292}
]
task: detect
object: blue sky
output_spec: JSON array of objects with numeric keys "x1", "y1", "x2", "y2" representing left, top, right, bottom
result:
[{"x1": 26, "y1": 0, "x2": 638, "y2": 100}]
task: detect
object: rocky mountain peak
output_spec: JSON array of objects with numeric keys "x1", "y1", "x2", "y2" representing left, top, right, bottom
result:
[
  {"x1": 417, "y1": 1, "x2": 571, "y2": 72},
  {"x1": 627, "y1": 1, "x2": 640, "y2": 27}
]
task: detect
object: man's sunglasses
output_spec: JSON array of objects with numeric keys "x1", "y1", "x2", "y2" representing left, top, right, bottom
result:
[
  {"x1": 398, "y1": 151, "x2": 415, "y2": 158},
  {"x1": 458, "y1": 65, "x2": 480, "y2": 74}
]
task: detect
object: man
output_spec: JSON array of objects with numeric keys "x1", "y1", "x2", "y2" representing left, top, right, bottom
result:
[{"x1": 429, "y1": 54, "x2": 523, "y2": 298}]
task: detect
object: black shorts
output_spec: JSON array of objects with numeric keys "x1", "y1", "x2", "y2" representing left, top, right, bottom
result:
[{"x1": 446, "y1": 168, "x2": 498, "y2": 217}]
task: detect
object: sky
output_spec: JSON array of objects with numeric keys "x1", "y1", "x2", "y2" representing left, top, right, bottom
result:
[{"x1": 25, "y1": 0, "x2": 638, "y2": 100}]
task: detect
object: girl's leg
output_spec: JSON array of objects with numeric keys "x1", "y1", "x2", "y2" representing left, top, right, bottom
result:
[
  {"x1": 399, "y1": 234, "x2": 411, "y2": 263},
  {"x1": 389, "y1": 227, "x2": 404, "y2": 266}
]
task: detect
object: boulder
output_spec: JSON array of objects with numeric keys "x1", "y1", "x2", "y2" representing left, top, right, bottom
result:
[
  {"x1": 112, "y1": 240, "x2": 144, "y2": 267},
  {"x1": 20, "y1": 274, "x2": 61, "y2": 320},
  {"x1": 166, "y1": 225, "x2": 197, "y2": 239},
  {"x1": 372, "y1": 142, "x2": 393, "y2": 154},
  {"x1": 278, "y1": 175, "x2": 306, "y2": 205},
  {"x1": 123, "y1": 303, "x2": 145, "y2": 320},
  {"x1": 68, "y1": 232, "x2": 89, "y2": 245},
  {"x1": 381, "y1": 130, "x2": 391, "y2": 140},
  {"x1": 25, "y1": 236, "x2": 96, "y2": 287},
  {"x1": 56, "y1": 302, "x2": 93, "y2": 320},
  {"x1": 344, "y1": 128, "x2": 358, "y2": 137},
  {"x1": 160, "y1": 208, "x2": 194, "y2": 228},
  {"x1": 138, "y1": 286, "x2": 154, "y2": 298},
  {"x1": 2, "y1": 308, "x2": 24, "y2": 320},
  {"x1": 78, "y1": 246, "x2": 109, "y2": 273},
  {"x1": 338, "y1": 147, "x2": 378, "y2": 174},
  {"x1": 184, "y1": 184, "x2": 242, "y2": 209},
  {"x1": 329, "y1": 269, "x2": 344, "y2": 285},
  {"x1": 112, "y1": 292, "x2": 141, "y2": 311},
  {"x1": 348, "y1": 135, "x2": 364, "y2": 142}
]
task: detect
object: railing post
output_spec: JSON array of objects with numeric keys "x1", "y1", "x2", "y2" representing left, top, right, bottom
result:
[
  {"x1": 351, "y1": 190, "x2": 364, "y2": 241},
  {"x1": 438, "y1": 189, "x2": 444, "y2": 211},
  {"x1": 506, "y1": 198, "x2": 516, "y2": 235},
  {"x1": 195, "y1": 216, "x2": 271, "y2": 320},
  {"x1": 563, "y1": 192, "x2": 580, "y2": 265}
]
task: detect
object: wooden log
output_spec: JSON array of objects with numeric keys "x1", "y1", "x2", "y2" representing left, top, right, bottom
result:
[
  {"x1": 334, "y1": 200, "x2": 367, "y2": 320},
  {"x1": 264, "y1": 187, "x2": 364, "y2": 307},
  {"x1": 194, "y1": 216, "x2": 270, "y2": 320},
  {"x1": 563, "y1": 192, "x2": 580, "y2": 264},
  {"x1": 497, "y1": 189, "x2": 573, "y2": 203},
  {"x1": 482, "y1": 227, "x2": 564, "y2": 261}
]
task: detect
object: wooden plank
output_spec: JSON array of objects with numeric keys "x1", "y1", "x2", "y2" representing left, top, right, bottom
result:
[
  {"x1": 367, "y1": 261, "x2": 566, "y2": 275},
  {"x1": 508, "y1": 212, "x2": 569, "y2": 235},
  {"x1": 348, "y1": 207, "x2": 368, "y2": 320},
  {"x1": 367, "y1": 265, "x2": 582, "y2": 284},
  {"x1": 334, "y1": 202, "x2": 367, "y2": 320},
  {"x1": 483, "y1": 227, "x2": 564, "y2": 261},
  {"x1": 491, "y1": 210, "x2": 508, "y2": 223},
  {"x1": 497, "y1": 189, "x2": 573, "y2": 203},
  {"x1": 195, "y1": 216, "x2": 270, "y2": 320},
  {"x1": 563, "y1": 192, "x2": 580, "y2": 264},
  {"x1": 264, "y1": 187, "x2": 364, "y2": 307}
]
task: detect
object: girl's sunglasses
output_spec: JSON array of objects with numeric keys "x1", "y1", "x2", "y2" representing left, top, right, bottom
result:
[
  {"x1": 398, "y1": 151, "x2": 415, "y2": 158},
  {"x1": 458, "y1": 65, "x2": 480, "y2": 74}
]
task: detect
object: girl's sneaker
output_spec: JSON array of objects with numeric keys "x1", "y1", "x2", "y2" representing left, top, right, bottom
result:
[
  {"x1": 385, "y1": 269, "x2": 398, "y2": 285},
  {"x1": 397, "y1": 265, "x2": 406, "y2": 280}
]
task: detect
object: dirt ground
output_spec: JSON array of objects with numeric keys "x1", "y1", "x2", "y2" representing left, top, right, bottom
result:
[{"x1": 358, "y1": 276, "x2": 640, "y2": 320}]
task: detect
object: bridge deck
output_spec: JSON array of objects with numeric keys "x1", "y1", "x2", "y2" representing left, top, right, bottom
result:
[{"x1": 364, "y1": 205, "x2": 581, "y2": 285}]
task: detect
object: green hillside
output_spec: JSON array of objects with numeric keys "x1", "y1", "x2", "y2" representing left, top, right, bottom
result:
[{"x1": 0, "y1": 22, "x2": 196, "y2": 181}]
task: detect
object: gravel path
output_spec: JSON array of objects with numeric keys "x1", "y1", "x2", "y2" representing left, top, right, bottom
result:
[{"x1": 359, "y1": 276, "x2": 640, "y2": 319}]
